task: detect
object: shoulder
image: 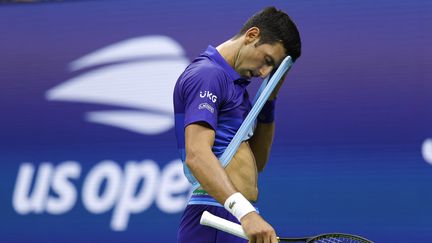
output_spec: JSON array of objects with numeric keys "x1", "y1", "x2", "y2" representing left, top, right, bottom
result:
[
  {"x1": 185, "y1": 57, "x2": 228, "y2": 82},
  {"x1": 178, "y1": 57, "x2": 231, "y2": 94}
]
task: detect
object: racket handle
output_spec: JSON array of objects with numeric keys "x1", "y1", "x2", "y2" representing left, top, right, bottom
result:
[{"x1": 200, "y1": 211, "x2": 248, "y2": 240}]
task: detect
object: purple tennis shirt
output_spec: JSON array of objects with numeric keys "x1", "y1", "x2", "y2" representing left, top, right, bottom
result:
[{"x1": 173, "y1": 45, "x2": 252, "y2": 188}]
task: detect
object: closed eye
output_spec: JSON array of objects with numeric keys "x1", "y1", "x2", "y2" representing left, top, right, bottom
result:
[{"x1": 265, "y1": 56, "x2": 275, "y2": 66}]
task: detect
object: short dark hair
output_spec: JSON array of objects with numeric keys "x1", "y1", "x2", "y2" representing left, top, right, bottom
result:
[{"x1": 236, "y1": 7, "x2": 301, "y2": 62}]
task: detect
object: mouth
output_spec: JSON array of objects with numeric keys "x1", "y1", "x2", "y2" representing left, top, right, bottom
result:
[
  {"x1": 248, "y1": 71, "x2": 253, "y2": 78},
  {"x1": 241, "y1": 70, "x2": 254, "y2": 79}
]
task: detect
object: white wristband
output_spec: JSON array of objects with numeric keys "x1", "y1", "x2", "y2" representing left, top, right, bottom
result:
[{"x1": 224, "y1": 192, "x2": 256, "y2": 221}]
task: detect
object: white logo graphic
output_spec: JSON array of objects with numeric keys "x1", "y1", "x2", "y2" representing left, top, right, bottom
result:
[
  {"x1": 45, "y1": 35, "x2": 190, "y2": 135},
  {"x1": 13, "y1": 36, "x2": 193, "y2": 232},
  {"x1": 422, "y1": 138, "x2": 432, "y2": 165},
  {"x1": 200, "y1": 90, "x2": 218, "y2": 103},
  {"x1": 198, "y1": 103, "x2": 215, "y2": 114}
]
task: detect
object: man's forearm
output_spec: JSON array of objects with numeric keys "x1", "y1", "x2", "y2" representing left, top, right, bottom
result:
[
  {"x1": 249, "y1": 87, "x2": 279, "y2": 171},
  {"x1": 186, "y1": 148, "x2": 238, "y2": 203},
  {"x1": 248, "y1": 121, "x2": 275, "y2": 172}
]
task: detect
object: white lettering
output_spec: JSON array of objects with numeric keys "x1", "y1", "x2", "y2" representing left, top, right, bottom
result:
[
  {"x1": 198, "y1": 102, "x2": 214, "y2": 113},
  {"x1": 199, "y1": 90, "x2": 217, "y2": 103},
  {"x1": 111, "y1": 160, "x2": 159, "y2": 231},
  {"x1": 156, "y1": 159, "x2": 190, "y2": 213},
  {"x1": 46, "y1": 161, "x2": 81, "y2": 214},
  {"x1": 12, "y1": 159, "x2": 191, "y2": 231},
  {"x1": 13, "y1": 163, "x2": 53, "y2": 214},
  {"x1": 206, "y1": 91, "x2": 213, "y2": 99},
  {"x1": 82, "y1": 160, "x2": 122, "y2": 214}
]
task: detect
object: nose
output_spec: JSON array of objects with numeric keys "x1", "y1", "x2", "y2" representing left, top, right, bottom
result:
[{"x1": 259, "y1": 65, "x2": 273, "y2": 78}]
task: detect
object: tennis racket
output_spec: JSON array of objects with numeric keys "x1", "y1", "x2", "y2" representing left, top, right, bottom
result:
[{"x1": 200, "y1": 211, "x2": 373, "y2": 243}]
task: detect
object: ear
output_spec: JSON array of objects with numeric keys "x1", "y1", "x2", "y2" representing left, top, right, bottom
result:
[{"x1": 244, "y1": 27, "x2": 260, "y2": 44}]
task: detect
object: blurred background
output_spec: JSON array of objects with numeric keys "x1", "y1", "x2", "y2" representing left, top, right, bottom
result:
[{"x1": 0, "y1": 0, "x2": 431, "y2": 242}]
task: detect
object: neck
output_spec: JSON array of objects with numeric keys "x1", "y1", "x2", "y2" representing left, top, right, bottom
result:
[{"x1": 216, "y1": 38, "x2": 242, "y2": 70}]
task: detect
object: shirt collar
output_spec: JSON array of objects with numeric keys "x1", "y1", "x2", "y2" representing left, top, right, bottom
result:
[{"x1": 203, "y1": 45, "x2": 251, "y2": 86}]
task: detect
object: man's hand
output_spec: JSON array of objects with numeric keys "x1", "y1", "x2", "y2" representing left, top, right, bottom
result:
[
  {"x1": 240, "y1": 212, "x2": 278, "y2": 243},
  {"x1": 268, "y1": 71, "x2": 288, "y2": 101}
]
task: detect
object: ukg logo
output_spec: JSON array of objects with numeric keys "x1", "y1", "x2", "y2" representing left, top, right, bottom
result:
[
  {"x1": 199, "y1": 90, "x2": 218, "y2": 103},
  {"x1": 12, "y1": 36, "x2": 191, "y2": 231}
]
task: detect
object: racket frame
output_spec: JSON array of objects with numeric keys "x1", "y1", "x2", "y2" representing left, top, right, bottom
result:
[{"x1": 200, "y1": 211, "x2": 373, "y2": 243}]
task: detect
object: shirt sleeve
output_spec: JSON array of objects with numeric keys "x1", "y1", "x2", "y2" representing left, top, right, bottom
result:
[{"x1": 181, "y1": 66, "x2": 228, "y2": 131}]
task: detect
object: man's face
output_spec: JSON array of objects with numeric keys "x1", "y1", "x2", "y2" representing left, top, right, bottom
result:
[{"x1": 235, "y1": 40, "x2": 286, "y2": 80}]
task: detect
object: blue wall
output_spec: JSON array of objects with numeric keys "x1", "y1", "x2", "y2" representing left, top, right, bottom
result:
[{"x1": 0, "y1": 1, "x2": 431, "y2": 242}]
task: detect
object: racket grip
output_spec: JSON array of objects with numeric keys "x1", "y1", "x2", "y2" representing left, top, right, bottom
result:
[{"x1": 200, "y1": 211, "x2": 248, "y2": 240}]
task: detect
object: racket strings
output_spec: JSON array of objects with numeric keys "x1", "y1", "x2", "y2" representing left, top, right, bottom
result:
[
  {"x1": 311, "y1": 236, "x2": 366, "y2": 243},
  {"x1": 311, "y1": 238, "x2": 342, "y2": 243}
]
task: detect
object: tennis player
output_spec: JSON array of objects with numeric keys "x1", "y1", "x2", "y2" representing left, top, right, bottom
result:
[{"x1": 174, "y1": 7, "x2": 301, "y2": 243}]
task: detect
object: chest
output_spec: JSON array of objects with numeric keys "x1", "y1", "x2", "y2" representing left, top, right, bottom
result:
[{"x1": 219, "y1": 85, "x2": 252, "y2": 125}]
